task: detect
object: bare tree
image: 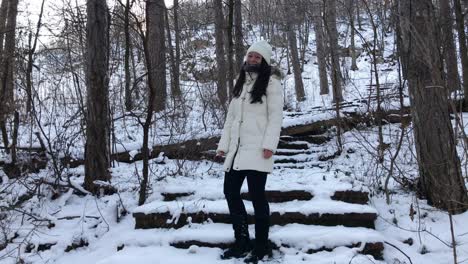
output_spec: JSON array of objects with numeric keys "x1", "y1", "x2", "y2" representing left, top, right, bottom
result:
[
  {"x1": 139, "y1": 0, "x2": 167, "y2": 205},
  {"x1": 453, "y1": 0, "x2": 468, "y2": 105},
  {"x1": 166, "y1": 0, "x2": 181, "y2": 101},
  {"x1": 165, "y1": 5, "x2": 181, "y2": 101},
  {"x1": 84, "y1": 0, "x2": 111, "y2": 192},
  {"x1": 312, "y1": 2, "x2": 329, "y2": 95},
  {"x1": 347, "y1": 0, "x2": 358, "y2": 71},
  {"x1": 283, "y1": 1, "x2": 306, "y2": 102},
  {"x1": 234, "y1": 0, "x2": 244, "y2": 74},
  {"x1": 398, "y1": 0, "x2": 468, "y2": 214},
  {"x1": 213, "y1": 0, "x2": 228, "y2": 109},
  {"x1": 324, "y1": 0, "x2": 343, "y2": 102},
  {"x1": 0, "y1": 0, "x2": 19, "y2": 155},
  {"x1": 123, "y1": 0, "x2": 133, "y2": 111},
  {"x1": 24, "y1": 0, "x2": 46, "y2": 114},
  {"x1": 173, "y1": 0, "x2": 181, "y2": 96},
  {"x1": 226, "y1": 0, "x2": 235, "y2": 96},
  {"x1": 438, "y1": 0, "x2": 461, "y2": 92},
  {"x1": 147, "y1": 0, "x2": 167, "y2": 112}
]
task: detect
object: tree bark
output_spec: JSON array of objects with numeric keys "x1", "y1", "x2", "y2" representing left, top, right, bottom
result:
[
  {"x1": 124, "y1": 0, "x2": 133, "y2": 111},
  {"x1": 173, "y1": 0, "x2": 181, "y2": 100},
  {"x1": 439, "y1": 0, "x2": 461, "y2": 91},
  {"x1": 313, "y1": 2, "x2": 329, "y2": 95},
  {"x1": 0, "y1": 0, "x2": 8, "y2": 56},
  {"x1": 454, "y1": 0, "x2": 468, "y2": 104},
  {"x1": 165, "y1": 6, "x2": 181, "y2": 101},
  {"x1": 348, "y1": 0, "x2": 358, "y2": 71},
  {"x1": 283, "y1": 0, "x2": 305, "y2": 102},
  {"x1": 214, "y1": 0, "x2": 228, "y2": 108},
  {"x1": 0, "y1": 0, "x2": 8, "y2": 153},
  {"x1": 399, "y1": 0, "x2": 468, "y2": 214},
  {"x1": 0, "y1": 0, "x2": 19, "y2": 154},
  {"x1": 234, "y1": 0, "x2": 244, "y2": 74},
  {"x1": 84, "y1": 0, "x2": 111, "y2": 192},
  {"x1": 324, "y1": 0, "x2": 343, "y2": 102},
  {"x1": 227, "y1": 0, "x2": 234, "y2": 97},
  {"x1": 146, "y1": 0, "x2": 167, "y2": 112}
]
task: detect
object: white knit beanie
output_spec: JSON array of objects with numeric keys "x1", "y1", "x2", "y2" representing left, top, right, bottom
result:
[{"x1": 246, "y1": 40, "x2": 272, "y2": 65}]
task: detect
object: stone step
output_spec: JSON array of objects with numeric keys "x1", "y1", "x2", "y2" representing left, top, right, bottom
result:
[
  {"x1": 117, "y1": 223, "x2": 384, "y2": 260},
  {"x1": 274, "y1": 155, "x2": 313, "y2": 164},
  {"x1": 274, "y1": 161, "x2": 325, "y2": 169},
  {"x1": 166, "y1": 223, "x2": 384, "y2": 260},
  {"x1": 133, "y1": 211, "x2": 377, "y2": 230},
  {"x1": 275, "y1": 148, "x2": 312, "y2": 156},
  {"x1": 277, "y1": 141, "x2": 309, "y2": 150},
  {"x1": 280, "y1": 135, "x2": 331, "y2": 145},
  {"x1": 161, "y1": 190, "x2": 369, "y2": 204},
  {"x1": 133, "y1": 200, "x2": 377, "y2": 229}
]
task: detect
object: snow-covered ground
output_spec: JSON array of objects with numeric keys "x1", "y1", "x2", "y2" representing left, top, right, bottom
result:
[{"x1": 2, "y1": 121, "x2": 468, "y2": 264}]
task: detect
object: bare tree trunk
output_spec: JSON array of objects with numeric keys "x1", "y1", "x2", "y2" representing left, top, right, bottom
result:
[
  {"x1": 234, "y1": 0, "x2": 244, "y2": 73},
  {"x1": 0, "y1": 0, "x2": 20, "y2": 154},
  {"x1": 165, "y1": 6, "x2": 181, "y2": 101},
  {"x1": 324, "y1": 0, "x2": 343, "y2": 102},
  {"x1": 0, "y1": 0, "x2": 8, "y2": 153},
  {"x1": 25, "y1": 0, "x2": 45, "y2": 114},
  {"x1": 138, "y1": 0, "x2": 166, "y2": 204},
  {"x1": 356, "y1": 0, "x2": 363, "y2": 30},
  {"x1": 454, "y1": 0, "x2": 468, "y2": 105},
  {"x1": 439, "y1": 0, "x2": 461, "y2": 91},
  {"x1": 283, "y1": 1, "x2": 305, "y2": 102},
  {"x1": 147, "y1": 0, "x2": 167, "y2": 112},
  {"x1": 124, "y1": 0, "x2": 133, "y2": 111},
  {"x1": 173, "y1": 0, "x2": 181, "y2": 99},
  {"x1": 299, "y1": 20, "x2": 311, "y2": 72},
  {"x1": 84, "y1": 0, "x2": 111, "y2": 192},
  {"x1": 313, "y1": 3, "x2": 329, "y2": 95},
  {"x1": 399, "y1": 0, "x2": 468, "y2": 214},
  {"x1": 0, "y1": 0, "x2": 8, "y2": 56},
  {"x1": 348, "y1": 0, "x2": 358, "y2": 71},
  {"x1": 227, "y1": 0, "x2": 234, "y2": 97},
  {"x1": 214, "y1": 0, "x2": 227, "y2": 108}
]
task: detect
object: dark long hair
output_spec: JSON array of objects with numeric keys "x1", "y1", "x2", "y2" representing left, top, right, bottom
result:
[{"x1": 232, "y1": 58, "x2": 271, "y2": 104}]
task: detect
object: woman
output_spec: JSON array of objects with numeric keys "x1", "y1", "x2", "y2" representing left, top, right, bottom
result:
[{"x1": 216, "y1": 40, "x2": 283, "y2": 263}]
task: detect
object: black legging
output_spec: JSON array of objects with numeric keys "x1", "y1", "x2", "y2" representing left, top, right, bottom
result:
[{"x1": 223, "y1": 169, "x2": 270, "y2": 220}]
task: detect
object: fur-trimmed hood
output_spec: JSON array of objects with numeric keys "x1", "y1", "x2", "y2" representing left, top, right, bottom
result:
[{"x1": 270, "y1": 66, "x2": 283, "y2": 80}]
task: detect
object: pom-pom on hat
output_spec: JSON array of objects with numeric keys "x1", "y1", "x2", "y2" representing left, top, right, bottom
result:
[{"x1": 246, "y1": 40, "x2": 272, "y2": 65}]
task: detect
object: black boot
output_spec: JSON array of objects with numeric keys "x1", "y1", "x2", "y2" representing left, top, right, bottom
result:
[
  {"x1": 244, "y1": 218, "x2": 272, "y2": 263},
  {"x1": 221, "y1": 215, "x2": 252, "y2": 259}
]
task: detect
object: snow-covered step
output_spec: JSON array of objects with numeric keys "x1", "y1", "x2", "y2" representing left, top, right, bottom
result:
[
  {"x1": 133, "y1": 199, "x2": 377, "y2": 229},
  {"x1": 280, "y1": 135, "x2": 331, "y2": 145},
  {"x1": 275, "y1": 148, "x2": 311, "y2": 156},
  {"x1": 274, "y1": 153, "x2": 314, "y2": 164},
  {"x1": 277, "y1": 141, "x2": 309, "y2": 150},
  {"x1": 161, "y1": 190, "x2": 369, "y2": 204},
  {"x1": 119, "y1": 223, "x2": 384, "y2": 260},
  {"x1": 274, "y1": 161, "x2": 325, "y2": 169}
]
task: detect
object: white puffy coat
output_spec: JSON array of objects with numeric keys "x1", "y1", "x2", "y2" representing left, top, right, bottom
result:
[{"x1": 217, "y1": 72, "x2": 283, "y2": 173}]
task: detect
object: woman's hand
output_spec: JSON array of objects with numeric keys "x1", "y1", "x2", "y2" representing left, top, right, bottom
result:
[
  {"x1": 215, "y1": 151, "x2": 225, "y2": 163},
  {"x1": 263, "y1": 149, "x2": 273, "y2": 159}
]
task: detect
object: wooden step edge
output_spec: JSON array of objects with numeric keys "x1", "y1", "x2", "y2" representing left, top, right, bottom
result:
[
  {"x1": 274, "y1": 158, "x2": 312, "y2": 164},
  {"x1": 331, "y1": 190, "x2": 369, "y2": 204},
  {"x1": 170, "y1": 240, "x2": 383, "y2": 260},
  {"x1": 161, "y1": 190, "x2": 368, "y2": 204},
  {"x1": 133, "y1": 212, "x2": 377, "y2": 229},
  {"x1": 241, "y1": 190, "x2": 313, "y2": 203}
]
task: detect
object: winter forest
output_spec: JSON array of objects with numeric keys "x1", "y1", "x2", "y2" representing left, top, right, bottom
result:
[{"x1": 0, "y1": 0, "x2": 468, "y2": 263}]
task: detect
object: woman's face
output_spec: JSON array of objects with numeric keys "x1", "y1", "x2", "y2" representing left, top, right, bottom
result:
[{"x1": 246, "y1": 52, "x2": 263, "y2": 65}]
